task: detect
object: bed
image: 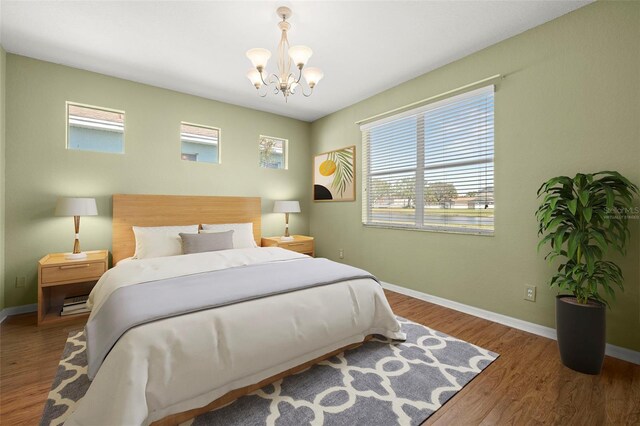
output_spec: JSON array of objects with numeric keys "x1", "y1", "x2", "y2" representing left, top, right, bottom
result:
[{"x1": 64, "y1": 194, "x2": 404, "y2": 426}]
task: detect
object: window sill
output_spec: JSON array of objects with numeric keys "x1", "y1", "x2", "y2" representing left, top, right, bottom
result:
[{"x1": 362, "y1": 223, "x2": 494, "y2": 237}]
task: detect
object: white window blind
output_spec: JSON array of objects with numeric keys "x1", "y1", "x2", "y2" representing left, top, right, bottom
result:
[{"x1": 361, "y1": 86, "x2": 494, "y2": 235}]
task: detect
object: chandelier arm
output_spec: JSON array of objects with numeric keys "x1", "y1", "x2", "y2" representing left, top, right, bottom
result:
[
  {"x1": 259, "y1": 72, "x2": 276, "y2": 87},
  {"x1": 294, "y1": 66, "x2": 303, "y2": 84},
  {"x1": 301, "y1": 85, "x2": 314, "y2": 97},
  {"x1": 263, "y1": 73, "x2": 283, "y2": 94},
  {"x1": 259, "y1": 71, "x2": 269, "y2": 86},
  {"x1": 284, "y1": 72, "x2": 296, "y2": 93}
]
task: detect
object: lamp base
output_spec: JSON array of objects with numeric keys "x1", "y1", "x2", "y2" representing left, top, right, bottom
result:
[
  {"x1": 280, "y1": 236, "x2": 295, "y2": 242},
  {"x1": 65, "y1": 252, "x2": 88, "y2": 260}
]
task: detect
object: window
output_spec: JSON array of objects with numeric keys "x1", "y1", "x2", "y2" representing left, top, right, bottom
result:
[
  {"x1": 180, "y1": 122, "x2": 220, "y2": 164},
  {"x1": 259, "y1": 135, "x2": 287, "y2": 169},
  {"x1": 67, "y1": 102, "x2": 125, "y2": 153},
  {"x1": 361, "y1": 86, "x2": 494, "y2": 235}
]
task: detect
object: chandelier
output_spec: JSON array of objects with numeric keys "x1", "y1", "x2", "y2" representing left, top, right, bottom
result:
[{"x1": 246, "y1": 6, "x2": 323, "y2": 101}]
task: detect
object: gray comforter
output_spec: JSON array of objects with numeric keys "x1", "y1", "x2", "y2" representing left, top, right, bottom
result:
[{"x1": 85, "y1": 257, "x2": 379, "y2": 379}]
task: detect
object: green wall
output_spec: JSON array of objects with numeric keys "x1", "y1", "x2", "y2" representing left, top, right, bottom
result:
[
  {"x1": 3, "y1": 54, "x2": 311, "y2": 307},
  {"x1": 0, "y1": 46, "x2": 6, "y2": 310},
  {"x1": 310, "y1": 2, "x2": 640, "y2": 351}
]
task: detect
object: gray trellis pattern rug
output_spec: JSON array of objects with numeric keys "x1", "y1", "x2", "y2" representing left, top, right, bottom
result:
[{"x1": 41, "y1": 317, "x2": 498, "y2": 426}]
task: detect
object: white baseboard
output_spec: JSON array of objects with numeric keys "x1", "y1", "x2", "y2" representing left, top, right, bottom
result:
[
  {"x1": 381, "y1": 281, "x2": 640, "y2": 365},
  {"x1": 3, "y1": 286, "x2": 638, "y2": 365},
  {"x1": 0, "y1": 303, "x2": 38, "y2": 323}
]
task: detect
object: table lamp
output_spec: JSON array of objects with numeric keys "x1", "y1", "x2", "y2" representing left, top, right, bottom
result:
[
  {"x1": 273, "y1": 200, "x2": 300, "y2": 242},
  {"x1": 55, "y1": 197, "x2": 98, "y2": 259}
]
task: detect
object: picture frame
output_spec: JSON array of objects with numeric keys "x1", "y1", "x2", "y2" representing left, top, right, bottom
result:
[{"x1": 313, "y1": 145, "x2": 356, "y2": 202}]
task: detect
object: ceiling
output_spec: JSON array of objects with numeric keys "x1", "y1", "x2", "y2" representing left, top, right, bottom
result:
[{"x1": 0, "y1": 1, "x2": 590, "y2": 122}]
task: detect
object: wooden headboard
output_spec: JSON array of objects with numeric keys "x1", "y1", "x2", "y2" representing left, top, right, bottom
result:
[{"x1": 112, "y1": 194, "x2": 262, "y2": 265}]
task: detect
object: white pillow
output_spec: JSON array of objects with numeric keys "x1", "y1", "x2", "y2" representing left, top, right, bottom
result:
[
  {"x1": 200, "y1": 223, "x2": 257, "y2": 248},
  {"x1": 133, "y1": 225, "x2": 199, "y2": 259}
]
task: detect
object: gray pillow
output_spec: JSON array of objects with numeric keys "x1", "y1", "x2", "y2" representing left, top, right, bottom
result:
[{"x1": 179, "y1": 230, "x2": 234, "y2": 255}]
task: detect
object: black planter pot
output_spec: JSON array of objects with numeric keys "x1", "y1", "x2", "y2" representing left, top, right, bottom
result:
[{"x1": 556, "y1": 295, "x2": 606, "y2": 374}]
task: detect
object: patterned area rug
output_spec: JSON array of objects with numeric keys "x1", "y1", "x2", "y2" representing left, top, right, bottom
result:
[{"x1": 41, "y1": 317, "x2": 498, "y2": 426}]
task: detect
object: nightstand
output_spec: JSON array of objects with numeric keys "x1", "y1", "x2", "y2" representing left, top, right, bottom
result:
[
  {"x1": 261, "y1": 235, "x2": 315, "y2": 257},
  {"x1": 37, "y1": 250, "x2": 108, "y2": 326}
]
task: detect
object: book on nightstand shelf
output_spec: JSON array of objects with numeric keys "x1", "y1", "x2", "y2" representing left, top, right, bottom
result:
[
  {"x1": 61, "y1": 307, "x2": 91, "y2": 316},
  {"x1": 61, "y1": 304, "x2": 91, "y2": 316},
  {"x1": 60, "y1": 294, "x2": 91, "y2": 316},
  {"x1": 63, "y1": 294, "x2": 89, "y2": 306}
]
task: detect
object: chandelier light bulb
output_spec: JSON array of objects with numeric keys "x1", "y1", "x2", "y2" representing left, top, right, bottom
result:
[
  {"x1": 302, "y1": 67, "x2": 324, "y2": 88},
  {"x1": 246, "y1": 68, "x2": 263, "y2": 88},
  {"x1": 288, "y1": 45, "x2": 313, "y2": 68},
  {"x1": 246, "y1": 48, "x2": 272, "y2": 70}
]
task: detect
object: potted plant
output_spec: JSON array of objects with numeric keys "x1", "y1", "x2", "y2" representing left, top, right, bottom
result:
[{"x1": 536, "y1": 171, "x2": 638, "y2": 374}]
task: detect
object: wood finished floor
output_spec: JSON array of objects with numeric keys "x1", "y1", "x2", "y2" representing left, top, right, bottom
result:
[{"x1": 1, "y1": 290, "x2": 639, "y2": 425}]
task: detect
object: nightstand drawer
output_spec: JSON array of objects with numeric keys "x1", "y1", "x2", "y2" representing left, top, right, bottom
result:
[
  {"x1": 279, "y1": 240, "x2": 313, "y2": 254},
  {"x1": 41, "y1": 262, "x2": 106, "y2": 285}
]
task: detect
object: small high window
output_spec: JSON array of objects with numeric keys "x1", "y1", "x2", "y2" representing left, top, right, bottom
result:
[
  {"x1": 259, "y1": 135, "x2": 287, "y2": 169},
  {"x1": 180, "y1": 122, "x2": 220, "y2": 164},
  {"x1": 67, "y1": 102, "x2": 125, "y2": 153}
]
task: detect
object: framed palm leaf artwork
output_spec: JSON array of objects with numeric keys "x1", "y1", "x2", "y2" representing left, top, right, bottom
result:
[{"x1": 313, "y1": 145, "x2": 355, "y2": 202}]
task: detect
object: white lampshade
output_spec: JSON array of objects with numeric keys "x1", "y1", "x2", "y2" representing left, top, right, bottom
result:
[
  {"x1": 273, "y1": 200, "x2": 301, "y2": 213},
  {"x1": 288, "y1": 45, "x2": 312, "y2": 67},
  {"x1": 302, "y1": 67, "x2": 324, "y2": 88},
  {"x1": 246, "y1": 68, "x2": 263, "y2": 88},
  {"x1": 246, "y1": 48, "x2": 272, "y2": 69},
  {"x1": 55, "y1": 197, "x2": 98, "y2": 216}
]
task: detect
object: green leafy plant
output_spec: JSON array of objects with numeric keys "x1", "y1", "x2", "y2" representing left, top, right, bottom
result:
[
  {"x1": 327, "y1": 148, "x2": 354, "y2": 197},
  {"x1": 536, "y1": 171, "x2": 638, "y2": 306}
]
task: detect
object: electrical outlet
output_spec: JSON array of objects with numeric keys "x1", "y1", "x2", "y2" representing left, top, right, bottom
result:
[
  {"x1": 338, "y1": 249, "x2": 344, "y2": 259},
  {"x1": 524, "y1": 285, "x2": 536, "y2": 302},
  {"x1": 15, "y1": 276, "x2": 26, "y2": 288}
]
